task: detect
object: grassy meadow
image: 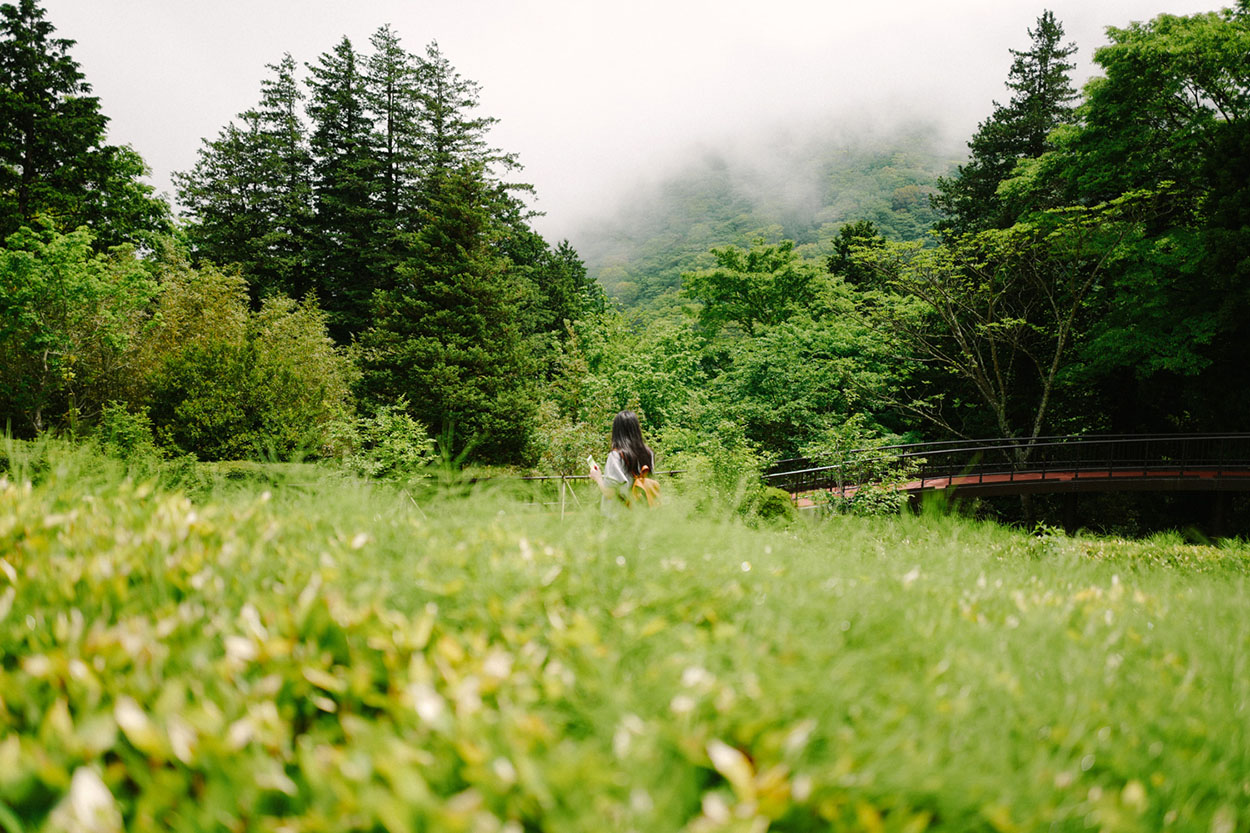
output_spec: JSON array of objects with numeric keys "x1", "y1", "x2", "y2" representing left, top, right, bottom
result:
[{"x1": 1, "y1": 442, "x2": 1249, "y2": 832}]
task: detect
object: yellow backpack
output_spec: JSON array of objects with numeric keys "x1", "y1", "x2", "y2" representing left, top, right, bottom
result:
[{"x1": 629, "y1": 465, "x2": 661, "y2": 507}]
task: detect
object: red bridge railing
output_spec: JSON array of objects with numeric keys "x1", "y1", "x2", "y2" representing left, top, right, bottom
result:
[{"x1": 766, "y1": 434, "x2": 1250, "y2": 498}]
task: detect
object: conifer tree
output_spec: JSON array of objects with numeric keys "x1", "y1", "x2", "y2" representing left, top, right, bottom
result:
[
  {"x1": 255, "y1": 54, "x2": 314, "y2": 298},
  {"x1": 932, "y1": 10, "x2": 1078, "y2": 234},
  {"x1": 175, "y1": 55, "x2": 313, "y2": 301},
  {"x1": 306, "y1": 36, "x2": 383, "y2": 340},
  {"x1": 174, "y1": 114, "x2": 271, "y2": 276},
  {"x1": 365, "y1": 25, "x2": 421, "y2": 224},
  {"x1": 359, "y1": 163, "x2": 539, "y2": 463},
  {"x1": 414, "y1": 41, "x2": 520, "y2": 196},
  {"x1": 363, "y1": 25, "x2": 425, "y2": 288},
  {"x1": 0, "y1": 0, "x2": 168, "y2": 246}
]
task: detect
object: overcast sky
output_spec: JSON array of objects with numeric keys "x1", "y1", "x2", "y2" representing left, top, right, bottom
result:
[{"x1": 42, "y1": 0, "x2": 1219, "y2": 243}]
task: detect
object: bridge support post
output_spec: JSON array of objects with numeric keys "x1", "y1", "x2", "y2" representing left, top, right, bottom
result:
[
  {"x1": 1063, "y1": 493, "x2": 1079, "y2": 534},
  {"x1": 1212, "y1": 492, "x2": 1229, "y2": 539}
]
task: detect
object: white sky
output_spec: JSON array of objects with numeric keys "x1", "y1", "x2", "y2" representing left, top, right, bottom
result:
[{"x1": 42, "y1": 0, "x2": 1220, "y2": 243}]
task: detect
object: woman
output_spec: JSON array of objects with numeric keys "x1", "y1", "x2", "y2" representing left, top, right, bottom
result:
[{"x1": 588, "y1": 410, "x2": 657, "y2": 508}]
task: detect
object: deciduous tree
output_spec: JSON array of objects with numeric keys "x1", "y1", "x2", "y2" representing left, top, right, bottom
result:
[
  {"x1": 683, "y1": 239, "x2": 822, "y2": 336},
  {"x1": 1001, "y1": 5, "x2": 1250, "y2": 430},
  {"x1": 0, "y1": 227, "x2": 157, "y2": 434},
  {"x1": 858, "y1": 194, "x2": 1155, "y2": 452}
]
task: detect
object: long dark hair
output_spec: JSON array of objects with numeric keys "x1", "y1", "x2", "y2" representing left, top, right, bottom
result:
[{"x1": 611, "y1": 410, "x2": 654, "y2": 478}]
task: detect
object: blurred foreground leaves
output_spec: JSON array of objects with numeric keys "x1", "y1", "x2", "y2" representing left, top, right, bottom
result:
[{"x1": 1, "y1": 462, "x2": 1248, "y2": 831}]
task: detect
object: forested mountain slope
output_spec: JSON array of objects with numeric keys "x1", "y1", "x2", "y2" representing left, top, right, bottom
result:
[{"x1": 573, "y1": 126, "x2": 956, "y2": 306}]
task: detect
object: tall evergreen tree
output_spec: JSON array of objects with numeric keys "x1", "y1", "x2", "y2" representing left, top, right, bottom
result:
[
  {"x1": 255, "y1": 53, "x2": 314, "y2": 298},
  {"x1": 175, "y1": 55, "x2": 313, "y2": 301},
  {"x1": 175, "y1": 113, "x2": 271, "y2": 277},
  {"x1": 0, "y1": 0, "x2": 168, "y2": 246},
  {"x1": 932, "y1": 10, "x2": 1078, "y2": 234},
  {"x1": 306, "y1": 36, "x2": 383, "y2": 340},
  {"x1": 359, "y1": 163, "x2": 539, "y2": 464},
  {"x1": 363, "y1": 25, "x2": 425, "y2": 288},
  {"x1": 365, "y1": 25, "x2": 421, "y2": 224},
  {"x1": 414, "y1": 41, "x2": 519, "y2": 195}
]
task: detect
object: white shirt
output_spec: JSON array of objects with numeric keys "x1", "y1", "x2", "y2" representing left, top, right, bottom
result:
[
  {"x1": 603, "y1": 449, "x2": 630, "y2": 486},
  {"x1": 599, "y1": 449, "x2": 631, "y2": 514}
]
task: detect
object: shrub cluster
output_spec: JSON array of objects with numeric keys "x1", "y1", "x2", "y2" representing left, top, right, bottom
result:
[{"x1": 0, "y1": 232, "x2": 361, "y2": 463}]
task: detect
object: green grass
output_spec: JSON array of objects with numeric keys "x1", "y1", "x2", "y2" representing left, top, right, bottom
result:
[{"x1": 1, "y1": 441, "x2": 1248, "y2": 832}]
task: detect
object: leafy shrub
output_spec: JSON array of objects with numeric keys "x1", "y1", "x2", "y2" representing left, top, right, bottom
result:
[
  {"x1": 143, "y1": 278, "x2": 355, "y2": 461},
  {"x1": 248, "y1": 294, "x2": 357, "y2": 455},
  {"x1": 803, "y1": 414, "x2": 917, "y2": 516},
  {"x1": 135, "y1": 254, "x2": 249, "y2": 374},
  {"x1": 659, "y1": 416, "x2": 764, "y2": 516},
  {"x1": 820, "y1": 481, "x2": 913, "y2": 517},
  {"x1": 749, "y1": 485, "x2": 799, "y2": 525},
  {"x1": 530, "y1": 400, "x2": 599, "y2": 475},
  {"x1": 147, "y1": 339, "x2": 262, "y2": 461},
  {"x1": 337, "y1": 398, "x2": 436, "y2": 480},
  {"x1": 0, "y1": 227, "x2": 158, "y2": 436},
  {"x1": 153, "y1": 451, "x2": 211, "y2": 496},
  {"x1": 95, "y1": 401, "x2": 159, "y2": 460}
]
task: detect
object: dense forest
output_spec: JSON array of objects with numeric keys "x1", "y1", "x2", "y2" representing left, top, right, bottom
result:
[{"x1": 1, "y1": 0, "x2": 1248, "y2": 528}]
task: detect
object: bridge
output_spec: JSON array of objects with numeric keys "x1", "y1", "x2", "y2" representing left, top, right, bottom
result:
[{"x1": 765, "y1": 434, "x2": 1250, "y2": 501}]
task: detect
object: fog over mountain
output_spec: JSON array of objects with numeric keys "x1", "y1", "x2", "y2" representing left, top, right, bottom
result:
[{"x1": 576, "y1": 118, "x2": 957, "y2": 304}]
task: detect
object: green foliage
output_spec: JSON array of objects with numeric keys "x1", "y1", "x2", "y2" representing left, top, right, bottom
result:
[
  {"x1": 853, "y1": 193, "x2": 1160, "y2": 443},
  {"x1": 801, "y1": 413, "x2": 906, "y2": 472},
  {"x1": 335, "y1": 397, "x2": 435, "y2": 480},
  {"x1": 248, "y1": 294, "x2": 357, "y2": 449},
  {"x1": 175, "y1": 28, "x2": 550, "y2": 347},
  {"x1": 413, "y1": 40, "x2": 516, "y2": 184},
  {"x1": 802, "y1": 415, "x2": 917, "y2": 517},
  {"x1": 0, "y1": 226, "x2": 158, "y2": 435},
  {"x1": 659, "y1": 415, "x2": 764, "y2": 516},
  {"x1": 512, "y1": 236, "x2": 605, "y2": 334},
  {"x1": 530, "y1": 400, "x2": 599, "y2": 476},
  {"x1": 550, "y1": 236, "x2": 911, "y2": 472},
  {"x1": 974, "y1": 6, "x2": 1250, "y2": 433},
  {"x1": 682, "y1": 239, "x2": 822, "y2": 336},
  {"x1": 138, "y1": 248, "x2": 251, "y2": 361},
  {"x1": 143, "y1": 268, "x2": 354, "y2": 461},
  {"x1": 94, "y1": 400, "x2": 158, "y2": 460},
  {"x1": 712, "y1": 311, "x2": 898, "y2": 459},
  {"x1": 748, "y1": 485, "x2": 797, "y2": 525},
  {"x1": 576, "y1": 313, "x2": 712, "y2": 434},
  {"x1": 173, "y1": 28, "x2": 580, "y2": 462},
  {"x1": 826, "y1": 219, "x2": 887, "y2": 288},
  {"x1": 365, "y1": 25, "x2": 422, "y2": 224},
  {"x1": 147, "y1": 339, "x2": 266, "y2": 461}
]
